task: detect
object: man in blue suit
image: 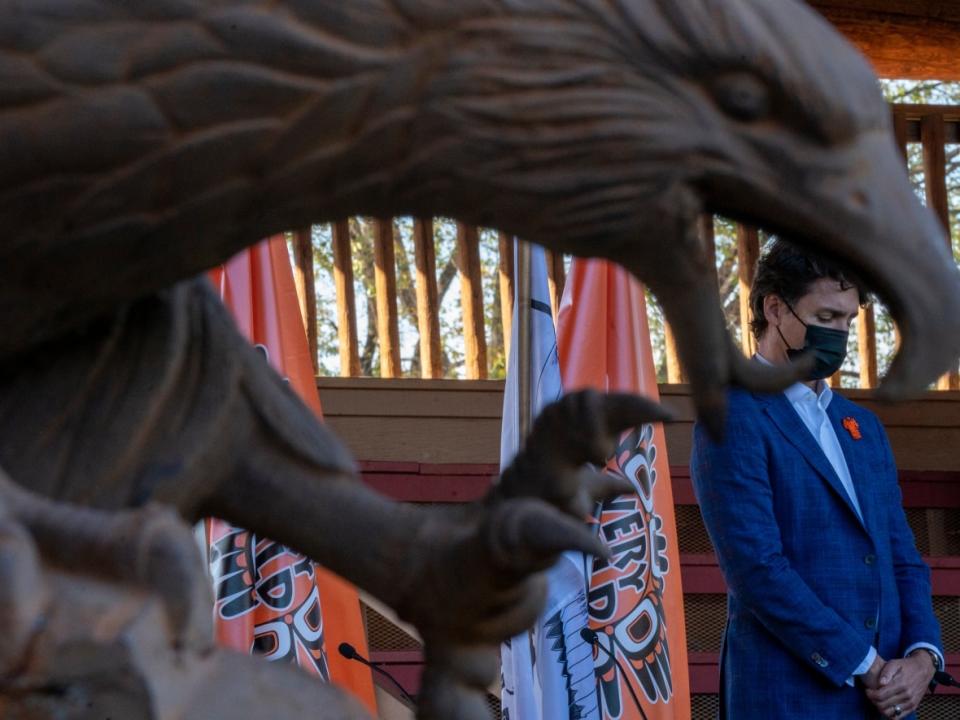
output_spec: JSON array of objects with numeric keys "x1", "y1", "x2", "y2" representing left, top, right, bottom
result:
[{"x1": 691, "y1": 240, "x2": 943, "y2": 719}]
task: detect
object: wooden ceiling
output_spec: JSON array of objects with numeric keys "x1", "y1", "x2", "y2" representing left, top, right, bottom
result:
[{"x1": 808, "y1": 1, "x2": 960, "y2": 80}]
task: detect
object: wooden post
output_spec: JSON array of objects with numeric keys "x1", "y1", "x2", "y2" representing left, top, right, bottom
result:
[
  {"x1": 291, "y1": 228, "x2": 318, "y2": 373},
  {"x1": 666, "y1": 216, "x2": 716, "y2": 384},
  {"x1": 891, "y1": 109, "x2": 909, "y2": 356},
  {"x1": 664, "y1": 322, "x2": 684, "y2": 384},
  {"x1": 921, "y1": 113, "x2": 960, "y2": 390},
  {"x1": 332, "y1": 220, "x2": 360, "y2": 377},
  {"x1": 545, "y1": 250, "x2": 565, "y2": 326},
  {"x1": 699, "y1": 213, "x2": 718, "y2": 274},
  {"x1": 857, "y1": 305, "x2": 878, "y2": 389},
  {"x1": 892, "y1": 109, "x2": 909, "y2": 163},
  {"x1": 373, "y1": 218, "x2": 401, "y2": 378},
  {"x1": 498, "y1": 233, "x2": 515, "y2": 362},
  {"x1": 456, "y1": 223, "x2": 488, "y2": 379},
  {"x1": 922, "y1": 113, "x2": 951, "y2": 241},
  {"x1": 413, "y1": 218, "x2": 442, "y2": 378},
  {"x1": 736, "y1": 224, "x2": 760, "y2": 357},
  {"x1": 517, "y1": 240, "x2": 532, "y2": 440}
]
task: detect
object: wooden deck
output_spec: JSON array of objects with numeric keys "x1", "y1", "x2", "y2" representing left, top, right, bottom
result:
[
  {"x1": 318, "y1": 378, "x2": 960, "y2": 471},
  {"x1": 318, "y1": 378, "x2": 960, "y2": 717}
]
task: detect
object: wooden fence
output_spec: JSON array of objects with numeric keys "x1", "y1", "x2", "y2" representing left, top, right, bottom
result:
[{"x1": 289, "y1": 103, "x2": 960, "y2": 388}]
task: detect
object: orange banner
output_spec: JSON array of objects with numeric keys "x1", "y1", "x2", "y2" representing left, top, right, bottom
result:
[
  {"x1": 207, "y1": 236, "x2": 376, "y2": 713},
  {"x1": 557, "y1": 259, "x2": 690, "y2": 719}
]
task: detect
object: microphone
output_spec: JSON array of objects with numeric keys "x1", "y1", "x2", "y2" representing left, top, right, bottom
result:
[
  {"x1": 935, "y1": 670, "x2": 960, "y2": 688},
  {"x1": 338, "y1": 642, "x2": 417, "y2": 706},
  {"x1": 337, "y1": 642, "x2": 363, "y2": 662},
  {"x1": 580, "y1": 629, "x2": 648, "y2": 720}
]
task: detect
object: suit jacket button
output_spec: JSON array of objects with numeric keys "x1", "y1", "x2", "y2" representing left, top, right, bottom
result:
[
  {"x1": 865, "y1": 618, "x2": 876, "y2": 629},
  {"x1": 811, "y1": 652, "x2": 827, "y2": 667},
  {"x1": 864, "y1": 554, "x2": 876, "y2": 565}
]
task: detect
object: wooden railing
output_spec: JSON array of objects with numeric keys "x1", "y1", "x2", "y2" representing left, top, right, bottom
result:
[
  {"x1": 892, "y1": 104, "x2": 960, "y2": 390},
  {"x1": 289, "y1": 103, "x2": 959, "y2": 388}
]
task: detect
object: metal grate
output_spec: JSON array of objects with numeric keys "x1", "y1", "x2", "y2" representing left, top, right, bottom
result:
[
  {"x1": 691, "y1": 694, "x2": 959, "y2": 718},
  {"x1": 455, "y1": 688, "x2": 960, "y2": 720},
  {"x1": 684, "y1": 594, "x2": 727, "y2": 653},
  {"x1": 917, "y1": 695, "x2": 960, "y2": 719},
  {"x1": 906, "y1": 508, "x2": 960, "y2": 557},
  {"x1": 362, "y1": 603, "x2": 422, "y2": 651},
  {"x1": 676, "y1": 504, "x2": 714, "y2": 554},
  {"x1": 933, "y1": 596, "x2": 960, "y2": 653},
  {"x1": 909, "y1": 508, "x2": 932, "y2": 555},
  {"x1": 486, "y1": 692, "x2": 502, "y2": 720},
  {"x1": 679, "y1": 506, "x2": 960, "y2": 559},
  {"x1": 684, "y1": 595, "x2": 958, "y2": 654},
  {"x1": 692, "y1": 693, "x2": 720, "y2": 720}
]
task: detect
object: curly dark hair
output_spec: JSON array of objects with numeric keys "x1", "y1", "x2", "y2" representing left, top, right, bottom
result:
[{"x1": 749, "y1": 239, "x2": 869, "y2": 341}]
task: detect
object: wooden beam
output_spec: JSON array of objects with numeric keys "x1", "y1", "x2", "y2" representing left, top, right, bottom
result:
[
  {"x1": 666, "y1": 217, "x2": 716, "y2": 384},
  {"x1": 891, "y1": 109, "x2": 909, "y2": 163},
  {"x1": 373, "y1": 218, "x2": 402, "y2": 379},
  {"x1": 664, "y1": 322, "x2": 684, "y2": 384},
  {"x1": 892, "y1": 104, "x2": 960, "y2": 144},
  {"x1": 920, "y1": 114, "x2": 960, "y2": 390},
  {"x1": 498, "y1": 233, "x2": 515, "y2": 362},
  {"x1": 412, "y1": 218, "x2": 442, "y2": 379},
  {"x1": 922, "y1": 113, "x2": 952, "y2": 237},
  {"x1": 517, "y1": 241, "x2": 532, "y2": 437},
  {"x1": 736, "y1": 224, "x2": 760, "y2": 358},
  {"x1": 332, "y1": 220, "x2": 360, "y2": 377},
  {"x1": 809, "y1": 1, "x2": 960, "y2": 24},
  {"x1": 456, "y1": 224, "x2": 488, "y2": 379},
  {"x1": 291, "y1": 228, "x2": 318, "y2": 374},
  {"x1": 890, "y1": 109, "x2": 909, "y2": 355},
  {"x1": 857, "y1": 304, "x2": 879, "y2": 389},
  {"x1": 666, "y1": 216, "x2": 717, "y2": 383},
  {"x1": 809, "y1": 2, "x2": 960, "y2": 80},
  {"x1": 545, "y1": 250, "x2": 565, "y2": 326},
  {"x1": 699, "y1": 214, "x2": 717, "y2": 273}
]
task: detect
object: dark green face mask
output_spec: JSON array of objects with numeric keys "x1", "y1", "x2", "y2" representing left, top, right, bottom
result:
[{"x1": 776, "y1": 302, "x2": 849, "y2": 380}]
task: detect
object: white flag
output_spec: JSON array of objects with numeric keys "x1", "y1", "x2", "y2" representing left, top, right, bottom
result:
[{"x1": 499, "y1": 243, "x2": 600, "y2": 720}]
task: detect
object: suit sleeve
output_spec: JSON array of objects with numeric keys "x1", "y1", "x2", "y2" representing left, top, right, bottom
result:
[
  {"x1": 690, "y1": 406, "x2": 872, "y2": 687},
  {"x1": 872, "y1": 415, "x2": 943, "y2": 657}
]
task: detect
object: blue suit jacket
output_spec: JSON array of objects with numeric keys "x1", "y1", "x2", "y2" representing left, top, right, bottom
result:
[{"x1": 690, "y1": 388, "x2": 942, "y2": 719}]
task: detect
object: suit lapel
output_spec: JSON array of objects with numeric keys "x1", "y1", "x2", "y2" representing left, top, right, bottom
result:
[
  {"x1": 757, "y1": 391, "x2": 868, "y2": 532},
  {"x1": 827, "y1": 401, "x2": 876, "y2": 536}
]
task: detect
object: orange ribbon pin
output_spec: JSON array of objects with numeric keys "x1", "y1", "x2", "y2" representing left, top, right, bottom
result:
[{"x1": 842, "y1": 417, "x2": 862, "y2": 440}]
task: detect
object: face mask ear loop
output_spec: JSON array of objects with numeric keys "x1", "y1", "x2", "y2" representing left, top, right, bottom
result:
[
  {"x1": 783, "y1": 299, "x2": 808, "y2": 328},
  {"x1": 775, "y1": 324, "x2": 798, "y2": 353},
  {"x1": 777, "y1": 298, "x2": 804, "y2": 353}
]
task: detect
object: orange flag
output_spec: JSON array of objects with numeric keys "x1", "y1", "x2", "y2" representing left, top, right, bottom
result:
[
  {"x1": 557, "y1": 259, "x2": 690, "y2": 719},
  {"x1": 206, "y1": 236, "x2": 377, "y2": 713}
]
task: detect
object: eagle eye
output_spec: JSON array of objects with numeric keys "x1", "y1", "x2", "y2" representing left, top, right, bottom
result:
[{"x1": 714, "y1": 72, "x2": 769, "y2": 122}]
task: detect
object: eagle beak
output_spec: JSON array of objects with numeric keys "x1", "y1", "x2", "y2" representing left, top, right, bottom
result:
[
  {"x1": 635, "y1": 211, "x2": 811, "y2": 439},
  {"x1": 665, "y1": 125, "x2": 960, "y2": 434},
  {"x1": 794, "y1": 129, "x2": 960, "y2": 399}
]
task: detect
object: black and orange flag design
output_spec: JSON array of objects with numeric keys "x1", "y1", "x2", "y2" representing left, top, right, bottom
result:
[{"x1": 557, "y1": 259, "x2": 691, "y2": 720}]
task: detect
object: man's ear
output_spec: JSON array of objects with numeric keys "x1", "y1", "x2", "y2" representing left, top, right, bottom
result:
[{"x1": 763, "y1": 294, "x2": 783, "y2": 327}]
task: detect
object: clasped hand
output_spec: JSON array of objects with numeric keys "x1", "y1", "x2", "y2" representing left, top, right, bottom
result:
[{"x1": 860, "y1": 652, "x2": 935, "y2": 718}]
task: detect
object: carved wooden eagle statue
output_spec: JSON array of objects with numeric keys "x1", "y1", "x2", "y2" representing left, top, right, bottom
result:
[{"x1": 0, "y1": 1, "x2": 957, "y2": 718}]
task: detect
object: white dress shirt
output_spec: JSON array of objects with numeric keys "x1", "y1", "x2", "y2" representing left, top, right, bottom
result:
[{"x1": 756, "y1": 354, "x2": 944, "y2": 681}]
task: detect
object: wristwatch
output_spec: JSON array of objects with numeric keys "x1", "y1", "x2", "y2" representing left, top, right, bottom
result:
[
  {"x1": 911, "y1": 648, "x2": 942, "y2": 671},
  {"x1": 910, "y1": 648, "x2": 942, "y2": 692}
]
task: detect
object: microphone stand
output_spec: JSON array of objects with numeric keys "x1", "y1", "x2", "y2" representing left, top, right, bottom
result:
[{"x1": 338, "y1": 642, "x2": 417, "y2": 707}]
